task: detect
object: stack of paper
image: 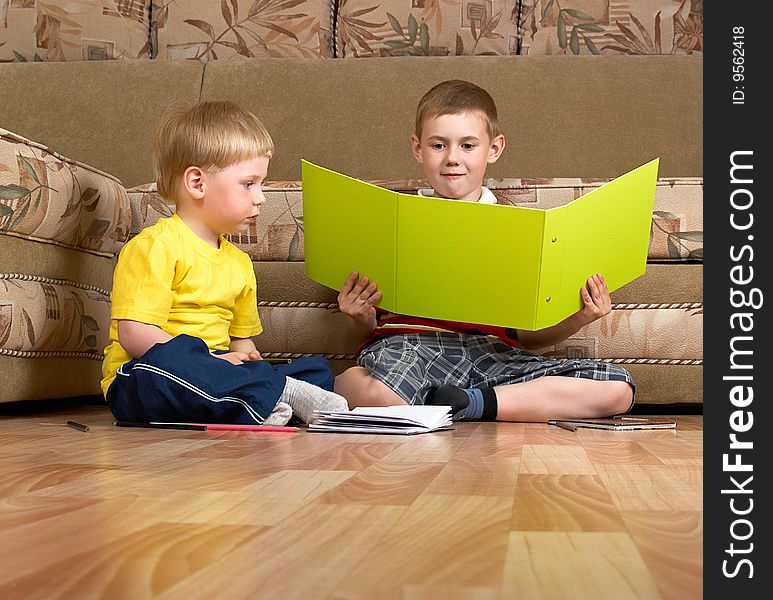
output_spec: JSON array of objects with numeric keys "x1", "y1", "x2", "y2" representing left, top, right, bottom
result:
[{"x1": 309, "y1": 405, "x2": 453, "y2": 435}]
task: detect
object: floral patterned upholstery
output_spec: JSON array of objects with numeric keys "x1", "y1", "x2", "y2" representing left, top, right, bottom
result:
[
  {"x1": 0, "y1": 0, "x2": 152, "y2": 62},
  {"x1": 0, "y1": 129, "x2": 131, "y2": 256},
  {"x1": 1, "y1": 3, "x2": 704, "y2": 405},
  {"x1": 127, "y1": 175, "x2": 702, "y2": 262},
  {"x1": 0, "y1": 128, "x2": 130, "y2": 402},
  {"x1": 336, "y1": 0, "x2": 519, "y2": 58},
  {"x1": 517, "y1": 0, "x2": 703, "y2": 56},
  {"x1": 151, "y1": 0, "x2": 336, "y2": 60},
  {"x1": 0, "y1": 275, "x2": 111, "y2": 360},
  {"x1": 0, "y1": 1, "x2": 705, "y2": 62}
]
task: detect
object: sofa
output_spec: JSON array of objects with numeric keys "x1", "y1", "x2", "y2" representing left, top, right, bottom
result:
[{"x1": 0, "y1": 2, "x2": 702, "y2": 407}]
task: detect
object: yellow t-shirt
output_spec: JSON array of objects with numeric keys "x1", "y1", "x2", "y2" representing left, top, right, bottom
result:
[{"x1": 101, "y1": 214, "x2": 262, "y2": 396}]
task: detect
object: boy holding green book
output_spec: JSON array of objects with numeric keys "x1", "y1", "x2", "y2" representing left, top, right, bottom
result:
[{"x1": 333, "y1": 80, "x2": 634, "y2": 422}]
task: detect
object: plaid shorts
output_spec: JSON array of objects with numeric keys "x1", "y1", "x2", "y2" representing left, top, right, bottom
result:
[{"x1": 357, "y1": 332, "x2": 634, "y2": 404}]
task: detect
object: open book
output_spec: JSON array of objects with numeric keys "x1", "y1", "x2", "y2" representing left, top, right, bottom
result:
[
  {"x1": 308, "y1": 405, "x2": 453, "y2": 435},
  {"x1": 548, "y1": 417, "x2": 677, "y2": 431},
  {"x1": 302, "y1": 158, "x2": 658, "y2": 330}
]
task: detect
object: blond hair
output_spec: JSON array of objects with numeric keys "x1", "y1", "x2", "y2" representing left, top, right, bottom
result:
[
  {"x1": 152, "y1": 101, "x2": 274, "y2": 204},
  {"x1": 415, "y1": 79, "x2": 500, "y2": 141}
]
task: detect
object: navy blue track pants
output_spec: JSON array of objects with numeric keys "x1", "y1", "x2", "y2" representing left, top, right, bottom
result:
[{"x1": 106, "y1": 334, "x2": 335, "y2": 424}]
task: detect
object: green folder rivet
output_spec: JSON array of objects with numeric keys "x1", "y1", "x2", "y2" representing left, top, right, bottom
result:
[
  {"x1": 552, "y1": 237, "x2": 557, "y2": 243},
  {"x1": 546, "y1": 297, "x2": 551, "y2": 302}
]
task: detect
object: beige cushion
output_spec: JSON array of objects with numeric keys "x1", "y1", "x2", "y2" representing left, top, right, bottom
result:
[
  {"x1": 1, "y1": 128, "x2": 128, "y2": 403},
  {"x1": 0, "y1": 0, "x2": 151, "y2": 62},
  {"x1": 0, "y1": 275, "x2": 111, "y2": 359},
  {"x1": 151, "y1": 0, "x2": 335, "y2": 59},
  {"x1": 518, "y1": 0, "x2": 704, "y2": 56},
  {"x1": 0, "y1": 56, "x2": 703, "y2": 186},
  {"x1": 0, "y1": 128, "x2": 130, "y2": 256},
  {"x1": 336, "y1": 0, "x2": 519, "y2": 58}
]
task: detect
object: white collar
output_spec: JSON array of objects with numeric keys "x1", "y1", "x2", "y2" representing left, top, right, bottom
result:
[{"x1": 417, "y1": 186, "x2": 497, "y2": 204}]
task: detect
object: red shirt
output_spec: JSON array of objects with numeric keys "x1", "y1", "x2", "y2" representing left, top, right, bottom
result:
[{"x1": 363, "y1": 309, "x2": 520, "y2": 349}]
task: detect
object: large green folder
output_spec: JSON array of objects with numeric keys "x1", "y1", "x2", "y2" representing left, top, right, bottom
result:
[{"x1": 302, "y1": 158, "x2": 658, "y2": 331}]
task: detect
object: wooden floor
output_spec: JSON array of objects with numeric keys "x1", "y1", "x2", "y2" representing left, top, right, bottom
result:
[{"x1": 0, "y1": 402, "x2": 702, "y2": 599}]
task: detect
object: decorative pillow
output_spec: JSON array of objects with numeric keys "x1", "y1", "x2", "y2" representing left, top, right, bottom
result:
[
  {"x1": 517, "y1": 0, "x2": 703, "y2": 56},
  {"x1": 481, "y1": 175, "x2": 703, "y2": 261},
  {"x1": 1, "y1": 127, "x2": 129, "y2": 402},
  {"x1": 0, "y1": 0, "x2": 151, "y2": 62},
  {"x1": 151, "y1": 0, "x2": 335, "y2": 60},
  {"x1": 0, "y1": 128, "x2": 131, "y2": 257},
  {"x1": 126, "y1": 181, "x2": 305, "y2": 261},
  {"x1": 335, "y1": 0, "x2": 519, "y2": 58},
  {"x1": 126, "y1": 175, "x2": 702, "y2": 262}
]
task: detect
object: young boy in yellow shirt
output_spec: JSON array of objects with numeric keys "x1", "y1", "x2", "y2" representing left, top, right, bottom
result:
[
  {"x1": 102, "y1": 101, "x2": 348, "y2": 425},
  {"x1": 334, "y1": 80, "x2": 634, "y2": 422}
]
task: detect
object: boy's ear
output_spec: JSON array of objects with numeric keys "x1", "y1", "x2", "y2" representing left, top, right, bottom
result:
[
  {"x1": 183, "y1": 166, "x2": 206, "y2": 199},
  {"x1": 410, "y1": 134, "x2": 424, "y2": 164},
  {"x1": 487, "y1": 134, "x2": 506, "y2": 164}
]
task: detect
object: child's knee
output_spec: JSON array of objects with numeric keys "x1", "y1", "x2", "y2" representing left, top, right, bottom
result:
[
  {"x1": 604, "y1": 381, "x2": 634, "y2": 415},
  {"x1": 359, "y1": 374, "x2": 403, "y2": 406},
  {"x1": 335, "y1": 366, "x2": 403, "y2": 407}
]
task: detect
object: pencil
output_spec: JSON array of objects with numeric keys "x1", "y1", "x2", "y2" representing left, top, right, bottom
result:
[
  {"x1": 114, "y1": 421, "x2": 207, "y2": 431},
  {"x1": 66, "y1": 420, "x2": 90, "y2": 433}
]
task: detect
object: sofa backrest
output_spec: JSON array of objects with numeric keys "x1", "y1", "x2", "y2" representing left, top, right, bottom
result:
[
  {"x1": 201, "y1": 55, "x2": 701, "y2": 182},
  {"x1": 1, "y1": 55, "x2": 701, "y2": 188},
  {"x1": 0, "y1": 60, "x2": 204, "y2": 189}
]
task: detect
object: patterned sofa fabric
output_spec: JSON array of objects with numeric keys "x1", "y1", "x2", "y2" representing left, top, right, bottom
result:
[
  {"x1": 0, "y1": 0, "x2": 152, "y2": 62},
  {"x1": 518, "y1": 0, "x2": 703, "y2": 56},
  {"x1": 336, "y1": 0, "x2": 519, "y2": 58},
  {"x1": 0, "y1": 129, "x2": 131, "y2": 257},
  {"x1": 482, "y1": 175, "x2": 704, "y2": 261},
  {"x1": 127, "y1": 181, "x2": 305, "y2": 261},
  {"x1": 151, "y1": 0, "x2": 336, "y2": 60},
  {"x1": 1, "y1": 128, "x2": 129, "y2": 402},
  {"x1": 126, "y1": 175, "x2": 703, "y2": 262},
  {"x1": 0, "y1": 1, "x2": 707, "y2": 63},
  {"x1": 127, "y1": 174, "x2": 702, "y2": 261},
  {"x1": 0, "y1": 274, "x2": 111, "y2": 359}
]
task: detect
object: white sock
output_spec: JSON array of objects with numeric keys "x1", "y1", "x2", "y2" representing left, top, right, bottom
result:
[
  {"x1": 279, "y1": 377, "x2": 348, "y2": 424},
  {"x1": 263, "y1": 401, "x2": 292, "y2": 426}
]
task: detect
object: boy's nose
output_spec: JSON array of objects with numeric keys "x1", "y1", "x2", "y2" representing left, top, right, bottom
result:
[{"x1": 254, "y1": 189, "x2": 266, "y2": 205}]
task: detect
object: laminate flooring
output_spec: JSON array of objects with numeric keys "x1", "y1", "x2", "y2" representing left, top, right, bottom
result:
[{"x1": 0, "y1": 403, "x2": 702, "y2": 599}]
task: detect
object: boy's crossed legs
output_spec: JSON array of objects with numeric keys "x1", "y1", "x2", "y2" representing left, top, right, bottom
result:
[
  {"x1": 108, "y1": 334, "x2": 347, "y2": 425},
  {"x1": 334, "y1": 333, "x2": 634, "y2": 422}
]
